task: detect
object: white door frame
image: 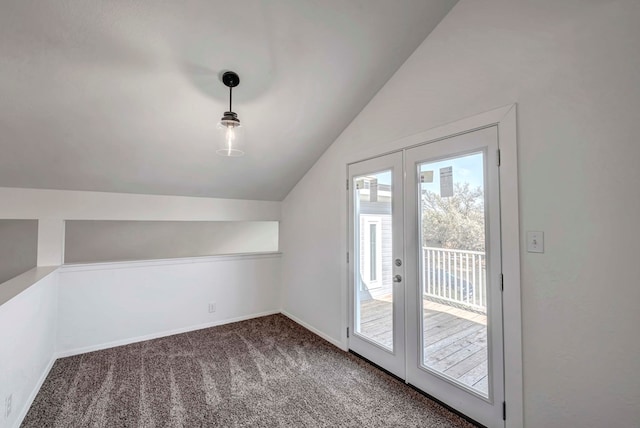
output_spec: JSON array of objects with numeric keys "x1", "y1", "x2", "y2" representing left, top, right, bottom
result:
[{"x1": 342, "y1": 105, "x2": 523, "y2": 427}]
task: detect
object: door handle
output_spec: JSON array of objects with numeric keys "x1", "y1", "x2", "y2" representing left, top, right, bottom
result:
[{"x1": 393, "y1": 274, "x2": 402, "y2": 283}]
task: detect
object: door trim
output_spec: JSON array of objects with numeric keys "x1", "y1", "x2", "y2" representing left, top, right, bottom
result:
[{"x1": 343, "y1": 104, "x2": 522, "y2": 427}]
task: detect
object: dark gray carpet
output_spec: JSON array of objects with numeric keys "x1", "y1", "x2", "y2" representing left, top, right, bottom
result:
[{"x1": 22, "y1": 314, "x2": 475, "y2": 427}]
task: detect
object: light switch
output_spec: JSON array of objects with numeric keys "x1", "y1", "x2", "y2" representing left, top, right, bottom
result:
[{"x1": 527, "y1": 231, "x2": 544, "y2": 253}]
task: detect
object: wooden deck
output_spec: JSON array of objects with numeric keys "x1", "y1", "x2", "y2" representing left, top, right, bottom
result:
[{"x1": 358, "y1": 297, "x2": 488, "y2": 395}]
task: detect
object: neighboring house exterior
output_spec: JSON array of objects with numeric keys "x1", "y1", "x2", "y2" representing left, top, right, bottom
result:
[{"x1": 356, "y1": 177, "x2": 392, "y2": 301}]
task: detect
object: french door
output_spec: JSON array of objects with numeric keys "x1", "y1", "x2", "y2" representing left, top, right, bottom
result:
[
  {"x1": 348, "y1": 127, "x2": 504, "y2": 427},
  {"x1": 348, "y1": 151, "x2": 405, "y2": 378}
]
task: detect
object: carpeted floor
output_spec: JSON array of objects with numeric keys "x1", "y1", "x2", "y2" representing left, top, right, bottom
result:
[{"x1": 22, "y1": 314, "x2": 475, "y2": 427}]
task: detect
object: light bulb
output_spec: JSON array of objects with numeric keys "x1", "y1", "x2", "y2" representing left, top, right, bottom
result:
[
  {"x1": 225, "y1": 126, "x2": 235, "y2": 156},
  {"x1": 216, "y1": 117, "x2": 244, "y2": 157}
]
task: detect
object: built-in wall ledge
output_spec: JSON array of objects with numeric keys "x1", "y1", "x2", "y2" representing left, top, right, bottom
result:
[
  {"x1": 0, "y1": 266, "x2": 59, "y2": 307},
  {"x1": 58, "y1": 251, "x2": 283, "y2": 272}
]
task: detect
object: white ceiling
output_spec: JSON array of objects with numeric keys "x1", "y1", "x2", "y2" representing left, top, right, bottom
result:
[{"x1": 0, "y1": 0, "x2": 457, "y2": 201}]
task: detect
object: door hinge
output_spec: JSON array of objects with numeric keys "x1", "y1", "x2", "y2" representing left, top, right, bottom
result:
[
  {"x1": 503, "y1": 401, "x2": 506, "y2": 420},
  {"x1": 497, "y1": 149, "x2": 501, "y2": 167},
  {"x1": 347, "y1": 252, "x2": 349, "y2": 263},
  {"x1": 346, "y1": 179, "x2": 349, "y2": 190},
  {"x1": 501, "y1": 273, "x2": 504, "y2": 291},
  {"x1": 346, "y1": 327, "x2": 349, "y2": 338}
]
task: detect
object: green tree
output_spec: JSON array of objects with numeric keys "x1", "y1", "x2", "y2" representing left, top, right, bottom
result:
[{"x1": 421, "y1": 182, "x2": 485, "y2": 251}]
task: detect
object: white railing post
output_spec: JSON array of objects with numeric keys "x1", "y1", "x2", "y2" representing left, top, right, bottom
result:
[{"x1": 421, "y1": 246, "x2": 486, "y2": 313}]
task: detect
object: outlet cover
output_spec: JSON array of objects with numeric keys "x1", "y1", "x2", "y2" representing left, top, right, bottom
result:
[
  {"x1": 527, "y1": 231, "x2": 544, "y2": 253},
  {"x1": 208, "y1": 302, "x2": 216, "y2": 313}
]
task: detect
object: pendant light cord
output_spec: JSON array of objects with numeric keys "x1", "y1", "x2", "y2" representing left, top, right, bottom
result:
[{"x1": 229, "y1": 86, "x2": 233, "y2": 112}]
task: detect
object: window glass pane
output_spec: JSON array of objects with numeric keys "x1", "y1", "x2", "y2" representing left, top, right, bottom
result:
[
  {"x1": 419, "y1": 152, "x2": 489, "y2": 397},
  {"x1": 354, "y1": 170, "x2": 393, "y2": 350}
]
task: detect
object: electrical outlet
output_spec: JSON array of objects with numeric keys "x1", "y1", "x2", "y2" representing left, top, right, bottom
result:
[
  {"x1": 208, "y1": 302, "x2": 216, "y2": 313},
  {"x1": 5, "y1": 394, "x2": 12, "y2": 418}
]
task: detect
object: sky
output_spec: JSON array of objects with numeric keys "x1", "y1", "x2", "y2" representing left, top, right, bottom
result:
[
  {"x1": 371, "y1": 151, "x2": 484, "y2": 195},
  {"x1": 419, "y1": 151, "x2": 484, "y2": 196}
]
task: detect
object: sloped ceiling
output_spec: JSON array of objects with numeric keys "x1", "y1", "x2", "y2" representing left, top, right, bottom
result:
[{"x1": 0, "y1": 0, "x2": 457, "y2": 200}]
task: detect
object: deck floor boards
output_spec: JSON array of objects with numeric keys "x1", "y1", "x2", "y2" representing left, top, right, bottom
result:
[{"x1": 357, "y1": 298, "x2": 488, "y2": 394}]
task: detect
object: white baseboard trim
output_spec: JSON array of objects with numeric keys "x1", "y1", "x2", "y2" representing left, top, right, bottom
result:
[
  {"x1": 281, "y1": 310, "x2": 344, "y2": 350},
  {"x1": 56, "y1": 310, "x2": 280, "y2": 358},
  {"x1": 13, "y1": 356, "x2": 56, "y2": 428}
]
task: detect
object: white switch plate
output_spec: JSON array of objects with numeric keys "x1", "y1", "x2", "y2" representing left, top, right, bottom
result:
[{"x1": 527, "y1": 231, "x2": 544, "y2": 253}]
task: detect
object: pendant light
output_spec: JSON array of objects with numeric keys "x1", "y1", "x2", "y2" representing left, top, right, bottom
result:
[{"x1": 217, "y1": 71, "x2": 244, "y2": 157}]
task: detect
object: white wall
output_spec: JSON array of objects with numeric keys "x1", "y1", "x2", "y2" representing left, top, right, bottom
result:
[
  {"x1": 0, "y1": 187, "x2": 281, "y2": 221},
  {"x1": 0, "y1": 220, "x2": 38, "y2": 284},
  {"x1": 0, "y1": 269, "x2": 58, "y2": 428},
  {"x1": 280, "y1": 0, "x2": 640, "y2": 427},
  {"x1": 0, "y1": 186, "x2": 283, "y2": 426},
  {"x1": 0, "y1": 187, "x2": 281, "y2": 266},
  {"x1": 56, "y1": 254, "x2": 281, "y2": 355},
  {"x1": 64, "y1": 220, "x2": 279, "y2": 263},
  {"x1": 0, "y1": 254, "x2": 280, "y2": 428}
]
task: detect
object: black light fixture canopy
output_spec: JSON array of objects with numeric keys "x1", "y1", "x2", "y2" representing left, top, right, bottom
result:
[
  {"x1": 221, "y1": 71, "x2": 240, "y2": 124},
  {"x1": 222, "y1": 71, "x2": 240, "y2": 88},
  {"x1": 217, "y1": 71, "x2": 244, "y2": 156}
]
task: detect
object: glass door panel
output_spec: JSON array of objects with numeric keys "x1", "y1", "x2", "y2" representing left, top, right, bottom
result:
[
  {"x1": 354, "y1": 170, "x2": 393, "y2": 350},
  {"x1": 418, "y1": 152, "x2": 489, "y2": 397}
]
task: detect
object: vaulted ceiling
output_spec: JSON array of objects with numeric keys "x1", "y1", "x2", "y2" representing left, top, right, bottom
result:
[{"x1": 0, "y1": 0, "x2": 457, "y2": 200}]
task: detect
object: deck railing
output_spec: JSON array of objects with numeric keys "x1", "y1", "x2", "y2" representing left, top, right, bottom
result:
[{"x1": 422, "y1": 247, "x2": 486, "y2": 313}]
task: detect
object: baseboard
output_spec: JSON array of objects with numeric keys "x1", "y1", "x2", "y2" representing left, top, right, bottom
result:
[
  {"x1": 280, "y1": 310, "x2": 344, "y2": 350},
  {"x1": 13, "y1": 356, "x2": 56, "y2": 428},
  {"x1": 56, "y1": 310, "x2": 280, "y2": 358}
]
